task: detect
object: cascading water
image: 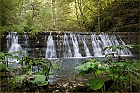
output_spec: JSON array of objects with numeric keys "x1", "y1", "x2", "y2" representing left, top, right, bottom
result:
[
  {"x1": 99, "y1": 33, "x2": 113, "y2": 55},
  {"x1": 91, "y1": 34, "x2": 103, "y2": 57},
  {"x1": 82, "y1": 35, "x2": 91, "y2": 57},
  {"x1": 63, "y1": 33, "x2": 72, "y2": 58},
  {"x1": 8, "y1": 35, "x2": 23, "y2": 63},
  {"x1": 4, "y1": 32, "x2": 133, "y2": 59},
  {"x1": 70, "y1": 33, "x2": 82, "y2": 57},
  {"x1": 45, "y1": 32, "x2": 57, "y2": 58},
  {"x1": 6, "y1": 33, "x2": 12, "y2": 48},
  {"x1": 118, "y1": 36, "x2": 132, "y2": 56},
  {"x1": 99, "y1": 32, "x2": 132, "y2": 56}
]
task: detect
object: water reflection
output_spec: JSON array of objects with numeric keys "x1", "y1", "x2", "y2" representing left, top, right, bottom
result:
[{"x1": 49, "y1": 56, "x2": 139, "y2": 84}]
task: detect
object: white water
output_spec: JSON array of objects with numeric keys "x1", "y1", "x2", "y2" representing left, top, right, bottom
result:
[
  {"x1": 8, "y1": 36, "x2": 23, "y2": 63},
  {"x1": 119, "y1": 37, "x2": 133, "y2": 56},
  {"x1": 82, "y1": 35, "x2": 91, "y2": 57},
  {"x1": 44, "y1": 32, "x2": 132, "y2": 58},
  {"x1": 45, "y1": 32, "x2": 57, "y2": 58},
  {"x1": 6, "y1": 32, "x2": 133, "y2": 59},
  {"x1": 63, "y1": 33, "x2": 72, "y2": 57},
  {"x1": 91, "y1": 34, "x2": 103, "y2": 57},
  {"x1": 99, "y1": 32, "x2": 133, "y2": 56},
  {"x1": 6, "y1": 33, "x2": 12, "y2": 48},
  {"x1": 70, "y1": 33, "x2": 82, "y2": 57}
]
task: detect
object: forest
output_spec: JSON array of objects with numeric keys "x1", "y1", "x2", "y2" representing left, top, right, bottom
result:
[
  {"x1": 0, "y1": 0, "x2": 139, "y2": 92},
  {"x1": 0, "y1": 0, "x2": 139, "y2": 34}
]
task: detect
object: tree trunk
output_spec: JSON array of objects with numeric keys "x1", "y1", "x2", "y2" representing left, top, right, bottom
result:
[
  {"x1": 0, "y1": 0, "x2": 1, "y2": 51},
  {"x1": 0, "y1": 29, "x2": 2, "y2": 52},
  {"x1": 97, "y1": 0, "x2": 101, "y2": 32},
  {"x1": 52, "y1": 0, "x2": 56, "y2": 28},
  {"x1": 0, "y1": 36, "x2": 1, "y2": 52},
  {"x1": 78, "y1": 0, "x2": 85, "y2": 29}
]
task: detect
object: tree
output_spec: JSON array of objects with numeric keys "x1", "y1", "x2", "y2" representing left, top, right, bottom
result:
[
  {"x1": 0, "y1": 0, "x2": 20, "y2": 51},
  {"x1": 52, "y1": 0, "x2": 56, "y2": 28},
  {"x1": 1, "y1": 0, "x2": 137, "y2": 33},
  {"x1": 97, "y1": 0, "x2": 101, "y2": 32},
  {"x1": 100, "y1": 0, "x2": 139, "y2": 32}
]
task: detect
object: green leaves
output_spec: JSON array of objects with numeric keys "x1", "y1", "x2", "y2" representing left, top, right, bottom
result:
[
  {"x1": 30, "y1": 75, "x2": 48, "y2": 86},
  {"x1": 75, "y1": 59, "x2": 106, "y2": 90},
  {"x1": 11, "y1": 74, "x2": 48, "y2": 87},
  {"x1": 89, "y1": 78, "x2": 104, "y2": 90},
  {"x1": 104, "y1": 45, "x2": 131, "y2": 52},
  {"x1": 74, "y1": 44, "x2": 139, "y2": 91},
  {"x1": 0, "y1": 64, "x2": 6, "y2": 71},
  {"x1": 104, "y1": 45, "x2": 118, "y2": 52},
  {"x1": 75, "y1": 62, "x2": 96, "y2": 71},
  {"x1": 75, "y1": 60, "x2": 102, "y2": 77},
  {"x1": 75, "y1": 60, "x2": 98, "y2": 70},
  {"x1": 0, "y1": 52, "x2": 59, "y2": 91}
]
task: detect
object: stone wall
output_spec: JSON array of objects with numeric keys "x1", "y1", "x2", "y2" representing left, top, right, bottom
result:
[
  {"x1": 1, "y1": 32, "x2": 139, "y2": 58},
  {"x1": 117, "y1": 32, "x2": 139, "y2": 44}
]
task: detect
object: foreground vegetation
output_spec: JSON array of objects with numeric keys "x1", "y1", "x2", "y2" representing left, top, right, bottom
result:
[{"x1": 0, "y1": 45, "x2": 139, "y2": 92}]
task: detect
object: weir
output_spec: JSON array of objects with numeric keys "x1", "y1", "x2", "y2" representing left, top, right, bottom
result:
[
  {"x1": 1, "y1": 31, "x2": 139, "y2": 83},
  {"x1": 1, "y1": 32, "x2": 137, "y2": 59}
]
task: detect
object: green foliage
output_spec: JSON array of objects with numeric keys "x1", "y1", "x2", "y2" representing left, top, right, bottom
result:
[
  {"x1": 75, "y1": 59, "x2": 104, "y2": 76},
  {"x1": 0, "y1": 51, "x2": 21, "y2": 71},
  {"x1": 30, "y1": 75, "x2": 48, "y2": 86},
  {"x1": 75, "y1": 59, "x2": 105, "y2": 90},
  {"x1": 0, "y1": 51, "x2": 61, "y2": 92},
  {"x1": 0, "y1": 0, "x2": 19, "y2": 26},
  {"x1": 100, "y1": 0, "x2": 139, "y2": 32},
  {"x1": 89, "y1": 78, "x2": 104, "y2": 90},
  {"x1": 75, "y1": 44, "x2": 140, "y2": 91},
  {"x1": 1, "y1": 0, "x2": 138, "y2": 33},
  {"x1": 9, "y1": 73, "x2": 48, "y2": 87}
]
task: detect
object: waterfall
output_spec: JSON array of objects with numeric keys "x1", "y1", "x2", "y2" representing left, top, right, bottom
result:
[
  {"x1": 45, "y1": 32, "x2": 57, "y2": 58},
  {"x1": 99, "y1": 33, "x2": 133, "y2": 56},
  {"x1": 91, "y1": 34, "x2": 103, "y2": 57},
  {"x1": 4, "y1": 32, "x2": 133, "y2": 59},
  {"x1": 70, "y1": 33, "x2": 82, "y2": 57},
  {"x1": 82, "y1": 35, "x2": 91, "y2": 57},
  {"x1": 119, "y1": 36, "x2": 133, "y2": 56},
  {"x1": 6, "y1": 33, "x2": 12, "y2": 48},
  {"x1": 99, "y1": 33, "x2": 112, "y2": 55},
  {"x1": 63, "y1": 33, "x2": 72, "y2": 58},
  {"x1": 8, "y1": 35, "x2": 23, "y2": 63}
]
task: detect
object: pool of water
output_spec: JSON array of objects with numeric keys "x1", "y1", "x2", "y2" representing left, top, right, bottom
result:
[{"x1": 48, "y1": 55, "x2": 139, "y2": 84}]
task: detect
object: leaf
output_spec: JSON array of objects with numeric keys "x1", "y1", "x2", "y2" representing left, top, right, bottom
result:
[
  {"x1": 105, "y1": 53, "x2": 113, "y2": 58},
  {"x1": 37, "y1": 81, "x2": 48, "y2": 86},
  {"x1": 0, "y1": 64, "x2": 6, "y2": 71},
  {"x1": 75, "y1": 64, "x2": 87, "y2": 71},
  {"x1": 5, "y1": 67, "x2": 12, "y2": 71},
  {"x1": 89, "y1": 78, "x2": 104, "y2": 90},
  {"x1": 75, "y1": 71, "x2": 88, "y2": 77},
  {"x1": 13, "y1": 56, "x2": 20, "y2": 60},
  {"x1": 27, "y1": 71, "x2": 34, "y2": 75},
  {"x1": 49, "y1": 71, "x2": 54, "y2": 75},
  {"x1": 14, "y1": 76, "x2": 22, "y2": 81},
  {"x1": 112, "y1": 46, "x2": 117, "y2": 52},
  {"x1": 119, "y1": 45, "x2": 126, "y2": 49},
  {"x1": 104, "y1": 46, "x2": 111, "y2": 51},
  {"x1": 75, "y1": 62, "x2": 96, "y2": 71},
  {"x1": 96, "y1": 70, "x2": 103, "y2": 75},
  {"x1": 30, "y1": 75, "x2": 48, "y2": 86}
]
